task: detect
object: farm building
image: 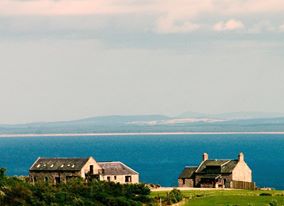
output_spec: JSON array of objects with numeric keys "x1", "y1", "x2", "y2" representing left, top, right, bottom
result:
[
  {"x1": 98, "y1": 162, "x2": 139, "y2": 184},
  {"x1": 29, "y1": 156, "x2": 139, "y2": 185},
  {"x1": 178, "y1": 153, "x2": 255, "y2": 189}
]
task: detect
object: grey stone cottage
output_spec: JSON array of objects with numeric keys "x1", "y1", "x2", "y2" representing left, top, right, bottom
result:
[
  {"x1": 178, "y1": 153, "x2": 255, "y2": 189},
  {"x1": 29, "y1": 156, "x2": 139, "y2": 185}
]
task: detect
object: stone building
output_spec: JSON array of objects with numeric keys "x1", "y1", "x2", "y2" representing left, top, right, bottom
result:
[
  {"x1": 29, "y1": 157, "x2": 139, "y2": 185},
  {"x1": 178, "y1": 153, "x2": 255, "y2": 189},
  {"x1": 98, "y1": 162, "x2": 139, "y2": 184}
]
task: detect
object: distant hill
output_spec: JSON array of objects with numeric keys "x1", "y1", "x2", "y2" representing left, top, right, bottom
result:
[
  {"x1": 178, "y1": 111, "x2": 284, "y2": 120},
  {"x1": 1, "y1": 112, "x2": 284, "y2": 134}
]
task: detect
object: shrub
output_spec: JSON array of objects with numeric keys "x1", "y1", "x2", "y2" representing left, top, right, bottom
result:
[
  {"x1": 259, "y1": 193, "x2": 272, "y2": 196},
  {"x1": 269, "y1": 199, "x2": 278, "y2": 206},
  {"x1": 0, "y1": 171, "x2": 152, "y2": 206},
  {"x1": 165, "y1": 189, "x2": 183, "y2": 205}
]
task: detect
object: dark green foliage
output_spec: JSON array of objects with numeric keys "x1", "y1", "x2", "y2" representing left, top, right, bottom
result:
[
  {"x1": 0, "y1": 168, "x2": 151, "y2": 206},
  {"x1": 269, "y1": 199, "x2": 278, "y2": 206},
  {"x1": 259, "y1": 193, "x2": 272, "y2": 196},
  {"x1": 160, "y1": 189, "x2": 183, "y2": 205},
  {"x1": 0, "y1": 168, "x2": 6, "y2": 179}
]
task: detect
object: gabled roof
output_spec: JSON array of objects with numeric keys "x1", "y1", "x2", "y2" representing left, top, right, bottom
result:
[
  {"x1": 178, "y1": 166, "x2": 197, "y2": 179},
  {"x1": 30, "y1": 157, "x2": 90, "y2": 171},
  {"x1": 196, "y1": 159, "x2": 238, "y2": 174},
  {"x1": 98, "y1": 162, "x2": 138, "y2": 175}
]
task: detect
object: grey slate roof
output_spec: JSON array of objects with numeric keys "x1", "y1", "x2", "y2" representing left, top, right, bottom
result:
[
  {"x1": 98, "y1": 162, "x2": 138, "y2": 175},
  {"x1": 196, "y1": 160, "x2": 238, "y2": 174},
  {"x1": 178, "y1": 166, "x2": 197, "y2": 179},
  {"x1": 179, "y1": 159, "x2": 239, "y2": 179},
  {"x1": 30, "y1": 157, "x2": 90, "y2": 171}
]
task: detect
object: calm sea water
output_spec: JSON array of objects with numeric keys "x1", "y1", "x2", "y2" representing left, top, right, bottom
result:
[{"x1": 0, "y1": 134, "x2": 284, "y2": 189}]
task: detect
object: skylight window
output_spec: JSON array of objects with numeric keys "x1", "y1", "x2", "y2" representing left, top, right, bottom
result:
[
  {"x1": 72, "y1": 164, "x2": 75, "y2": 168},
  {"x1": 37, "y1": 164, "x2": 41, "y2": 168},
  {"x1": 61, "y1": 164, "x2": 64, "y2": 168},
  {"x1": 50, "y1": 164, "x2": 54, "y2": 168}
]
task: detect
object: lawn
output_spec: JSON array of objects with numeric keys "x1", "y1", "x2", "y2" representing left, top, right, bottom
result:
[{"x1": 151, "y1": 190, "x2": 284, "y2": 206}]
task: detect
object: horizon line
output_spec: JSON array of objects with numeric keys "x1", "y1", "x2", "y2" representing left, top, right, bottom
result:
[{"x1": 1, "y1": 131, "x2": 284, "y2": 138}]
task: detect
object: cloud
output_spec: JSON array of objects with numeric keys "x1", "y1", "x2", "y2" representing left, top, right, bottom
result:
[
  {"x1": 1, "y1": 0, "x2": 284, "y2": 16},
  {"x1": 279, "y1": 24, "x2": 284, "y2": 32},
  {"x1": 249, "y1": 21, "x2": 276, "y2": 33},
  {"x1": 0, "y1": 0, "x2": 140, "y2": 16},
  {"x1": 213, "y1": 19, "x2": 245, "y2": 31},
  {"x1": 1, "y1": 0, "x2": 284, "y2": 34},
  {"x1": 155, "y1": 16, "x2": 200, "y2": 33}
]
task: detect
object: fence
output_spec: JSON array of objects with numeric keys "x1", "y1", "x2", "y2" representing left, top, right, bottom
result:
[{"x1": 231, "y1": 180, "x2": 256, "y2": 190}]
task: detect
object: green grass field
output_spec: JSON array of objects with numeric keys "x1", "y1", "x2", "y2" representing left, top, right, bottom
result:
[{"x1": 151, "y1": 190, "x2": 284, "y2": 206}]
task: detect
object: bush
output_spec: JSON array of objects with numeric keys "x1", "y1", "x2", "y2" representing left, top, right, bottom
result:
[
  {"x1": 259, "y1": 193, "x2": 272, "y2": 196},
  {"x1": 269, "y1": 199, "x2": 278, "y2": 206},
  {"x1": 0, "y1": 169, "x2": 152, "y2": 206},
  {"x1": 165, "y1": 189, "x2": 183, "y2": 205}
]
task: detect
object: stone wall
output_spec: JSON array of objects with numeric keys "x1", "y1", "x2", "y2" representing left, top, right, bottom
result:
[
  {"x1": 30, "y1": 171, "x2": 82, "y2": 184},
  {"x1": 194, "y1": 174, "x2": 232, "y2": 188},
  {"x1": 100, "y1": 174, "x2": 139, "y2": 184},
  {"x1": 178, "y1": 178, "x2": 194, "y2": 187}
]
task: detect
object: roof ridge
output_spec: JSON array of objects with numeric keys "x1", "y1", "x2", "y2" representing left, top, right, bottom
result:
[
  {"x1": 98, "y1": 161, "x2": 120, "y2": 163},
  {"x1": 39, "y1": 157, "x2": 88, "y2": 159},
  {"x1": 196, "y1": 160, "x2": 205, "y2": 172},
  {"x1": 208, "y1": 159, "x2": 231, "y2": 161},
  {"x1": 29, "y1": 157, "x2": 40, "y2": 171}
]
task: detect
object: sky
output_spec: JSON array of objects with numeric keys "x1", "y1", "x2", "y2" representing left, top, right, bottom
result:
[{"x1": 0, "y1": 0, "x2": 284, "y2": 124}]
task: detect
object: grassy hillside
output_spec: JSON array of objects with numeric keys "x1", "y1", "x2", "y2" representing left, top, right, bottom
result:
[{"x1": 152, "y1": 190, "x2": 284, "y2": 206}]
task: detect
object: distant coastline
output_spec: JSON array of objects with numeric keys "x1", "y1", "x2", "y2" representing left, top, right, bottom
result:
[{"x1": 1, "y1": 131, "x2": 284, "y2": 138}]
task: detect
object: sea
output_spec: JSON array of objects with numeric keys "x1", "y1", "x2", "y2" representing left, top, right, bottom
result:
[{"x1": 0, "y1": 134, "x2": 283, "y2": 189}]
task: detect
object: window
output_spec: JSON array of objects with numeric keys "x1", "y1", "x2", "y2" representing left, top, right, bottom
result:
[
  {"x1": 107, "y1": 176, "x2": 111, "y2": 182},
  {"x1": 66, "y1": 176, "x2": 73, "y2": 182},
  {"x1": 44, "y1": 177, "x2": 48, "y2": 182},
  {"x1": 182, "y1": 178, "x2": 185, "y2": 185},
  {"x1": 114, "y1": 176, "x2": 117, "y2": 180},
  {"x1": 125, "y1": 176, "x2": 132, "y2": 183},
  {"x1": 55, "y1": 177, "x2": 61, "y2": 184},
  {"x1": 90, "y1": 165, "x2": 94, "y2": 174},
  {"x1": 33, "y1": 176, "x2": 37, "y2": 183}
]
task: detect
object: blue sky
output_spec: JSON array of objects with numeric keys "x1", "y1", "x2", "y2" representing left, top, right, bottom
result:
[{"x1": 0, "y1": 0, "x2": 284, "y2": 123}]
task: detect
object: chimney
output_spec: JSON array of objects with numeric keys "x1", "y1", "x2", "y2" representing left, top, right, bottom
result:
[
  {"x1": 202, "y1": 153, "x2": 208, "y2": 161},
  {"x1": 238, "y1": 152, "x2": 244, "y2": 162}
]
